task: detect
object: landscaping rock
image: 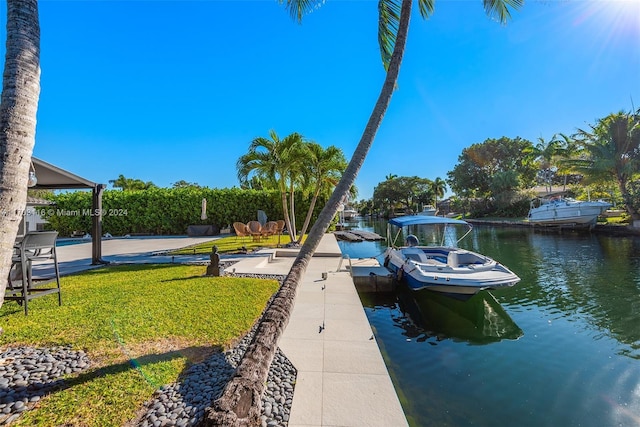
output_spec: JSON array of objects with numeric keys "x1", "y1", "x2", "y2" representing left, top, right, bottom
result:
[
  {"x1": 0, "y1": 346, "x2": 91, "y2": 425},
  {"x1": 137, "y1": 272, "x2": 296, "y2": 427}
]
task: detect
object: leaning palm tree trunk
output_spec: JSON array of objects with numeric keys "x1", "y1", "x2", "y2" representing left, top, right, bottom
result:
[
  {"x1": 0, "y1": 0, "x2": 41, "y2": 314},
  {"x1": 200, "y1": 1, "x2": 413, "y2": 425}
]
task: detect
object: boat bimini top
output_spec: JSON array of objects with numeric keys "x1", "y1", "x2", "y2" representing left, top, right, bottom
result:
[{"x1": 387, "y1": 215, "x2": 473, "y2": 248}]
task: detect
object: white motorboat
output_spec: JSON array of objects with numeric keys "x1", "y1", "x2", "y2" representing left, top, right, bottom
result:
[
  {"x1": 418, "y1": 205, "x2": 437, "y2": 216},
  {"x1": 343, "y1": 207, "x2": 359, "y2": 220},
  {"x1": 383, "y1": 216, "x2": 520, "y2": 298},
  {"x1": 527, "y1": 196, "x2": 611, "y2": 228}
]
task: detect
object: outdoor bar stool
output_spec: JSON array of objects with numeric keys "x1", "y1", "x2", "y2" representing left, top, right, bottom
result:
[{"x1": 6, "y1": 231, "x2": 62, "y2": 315}]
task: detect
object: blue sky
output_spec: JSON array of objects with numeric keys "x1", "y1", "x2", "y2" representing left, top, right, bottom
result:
[{"x1": 2, "y1": 0, "x2": 639, "y2": 199}]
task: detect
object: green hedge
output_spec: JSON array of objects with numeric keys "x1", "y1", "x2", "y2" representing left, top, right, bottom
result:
[{"x1": 42, "y1": 187, "x2": 326, "y2": 237}]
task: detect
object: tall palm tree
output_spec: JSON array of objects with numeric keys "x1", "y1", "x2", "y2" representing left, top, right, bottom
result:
[
  {"x1": 0, "y1": 0, "x2": 41, "y2": 313},
  {"x1": 203, "y1": 1, "x2": 522, "y2": 424},
  {"x1": 296, "y1": 143, "x2": 347, "y2": 243},
  {"x1": 540, "y1": 136, "x2": 560, "y2": 191},
  {"x1": 237, "y1": 130, "x2": 307, "y2": 242},
  {"x1": 571, "y1": 110, "x2": 640, "y2": 220},
  {"x1": 108, "y1": 174, "x2": 156, "y2": 190},
  {"x1": 553, "y1": 132, "x2": 581, "y2": 191},
  {"x1": 524, "y1": 135, "x2": 561, "y2": 192},
  {"x1": 432, "y1": 176, "x2": 447, "y2": 209}
]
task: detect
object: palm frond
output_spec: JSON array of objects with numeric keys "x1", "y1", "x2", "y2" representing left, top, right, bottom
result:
[
  {"x1": 417, "y1": 0, "x2": 435, "y2": 20},
  {"x1": 483, "y1": 0, "x2": 523, "y2": 25},
  {"x1": 282, "y1": 0, "x2": 326, "y2": 23},
  {"x1": 378, "y1": 0, "x2": 402, "y2": 70}
]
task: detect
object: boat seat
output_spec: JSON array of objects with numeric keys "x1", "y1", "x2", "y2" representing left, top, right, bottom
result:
[
  {"x1": 447, "y1": 250, "x2": 462, "y2": 268},
  {"x1": 402, "y1": 248, "x2": 429, "y2": 263},
  {"x1": 447, "y1": 249, "x2": 483, "y2": 267}
]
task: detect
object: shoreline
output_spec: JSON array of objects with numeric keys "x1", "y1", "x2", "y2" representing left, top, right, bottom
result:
[{"x1": 464, "y1": 218, "x2": 640, "y2": 236}]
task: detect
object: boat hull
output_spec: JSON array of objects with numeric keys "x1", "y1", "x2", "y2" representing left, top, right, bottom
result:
[
  {"x1": 342, "y1": 209, "x2": 358, "y2": 220},
  {"x1": 527, "y1": 200, "x2": 611, "y2": 227},
  {"x1": 418, "y1": 207, "x2": 436, "y2": 216},
  {"x1": 384, "y1": 246, "x2": 520, "y2": 297}
]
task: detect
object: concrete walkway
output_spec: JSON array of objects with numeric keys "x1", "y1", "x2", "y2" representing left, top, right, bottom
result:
[
  {"x1": 27, "y1": 234, "x2": 409, "y2": 426},
  {"x1": 233, "y1": 236, "x2": 408, "y2": 426}
]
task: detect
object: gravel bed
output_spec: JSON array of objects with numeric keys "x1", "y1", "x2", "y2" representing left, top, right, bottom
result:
[
  {"x1": 138, "y1": 270, "x2": 296, "y2": 427},
  {"x1": 138, "y1": 328, "x2": 296, "y2": 427},
  {"x1": 0, "y1": 346, "x2": 91, "y2": 425}
]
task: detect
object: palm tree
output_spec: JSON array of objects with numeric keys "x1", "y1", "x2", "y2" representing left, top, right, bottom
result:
[
  {"x1": 553, "y1": 132, "x2": 581, "y2": 191},
  {"x1": 237, "y1": 130, "x2": 307, "y2": 242},
  {"x1": 0, "y1": 0, "x2": 41, "y2": 313},
  {"x1": 109, "y1": 174, "x2": 156, "y2": 190},
  {"x1": 524, "y1": 135, "x2": 562, "y2": 192},
  {"x1": 571, "y1": 110, "x2": 640, "y2": 220},
  {"x1": 432, "y1": 176, "x2": 447, "y2": 209},
  {"x1": 203, "y1": 1, "x2": 522, "y2": 424},
  {"x1": 296, "y1": 143, "x2": 347, "y2": 243}
]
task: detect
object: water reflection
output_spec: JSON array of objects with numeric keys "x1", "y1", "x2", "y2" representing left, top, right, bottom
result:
[
  {"x1": 362, "y1": 287, "x2": 523, "y2": 345},
  {"x1": 427, "y1": 224, "x2": 640, "y2": 359},
  {"x1": 342, "y1": 220, "x2": 640, "y2": 426}
]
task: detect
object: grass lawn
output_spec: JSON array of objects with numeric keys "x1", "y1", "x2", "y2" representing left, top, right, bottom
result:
[
  {"x1": 170, "y1": 233, "x2": 306, "y2": 255},
  {"x1": 0, "y1": 264, "x2": 280, "y2": 426}
]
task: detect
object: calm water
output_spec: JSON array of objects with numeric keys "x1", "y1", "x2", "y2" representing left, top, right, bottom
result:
[{"x1": 338, "y1": 219, "x2": 640, "y2": 427}]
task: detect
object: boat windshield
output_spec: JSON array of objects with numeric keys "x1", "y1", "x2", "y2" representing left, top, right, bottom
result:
[{"x1": 387, "y1": 216, "x2": 472, "y2": 248}]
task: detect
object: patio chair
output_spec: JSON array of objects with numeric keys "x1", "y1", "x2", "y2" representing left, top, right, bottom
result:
[
  {"x1": 6, "y1": 231, "x2": 61, "y2": 315},
  {"x1": 247, "y1": 221, "x2": 263, "y2": 242},
  {"x1": 233, "y1": 222, "x2": 250, "y2": 242},
  {"x1": 262, "y1": 221, "x2": 278, "y2": 239}
]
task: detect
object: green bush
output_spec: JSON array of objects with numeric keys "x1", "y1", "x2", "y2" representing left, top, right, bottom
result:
[{"x1": 42, "y1": 188, "x2": 327, "y2": 237}]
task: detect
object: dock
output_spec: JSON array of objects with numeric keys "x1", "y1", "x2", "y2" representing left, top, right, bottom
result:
[
  {"x1": 350, "y1": 265, "x2": 396, "y2": 292},
  {"x1": 333, "y1": 229, "x2": 384, "y2": 242},
  {"x1": 337, "y1": 255, "x2": 396, "y2": 293},
  {"x1": 219, "y1": 236, "x2": 409, "y2": 426}
]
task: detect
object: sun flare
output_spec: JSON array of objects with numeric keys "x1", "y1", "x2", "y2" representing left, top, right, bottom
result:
[{"x1": 578, "y1": 0, "x2": 640, "y2": 37}]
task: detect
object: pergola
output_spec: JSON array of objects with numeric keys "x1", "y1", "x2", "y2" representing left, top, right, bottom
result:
[{"x1": 31, "y1": 157, "x2": 107, "y2": 264}]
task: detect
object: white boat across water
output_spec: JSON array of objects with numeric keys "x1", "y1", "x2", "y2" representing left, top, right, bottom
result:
[
  {"x1": 342, "y1": 208, "x2": 359, "y2": 220},
  {"x1": 418, "y1": 205, "x2": 437, "y2": 216},
  {"x1": 527, "y1": 196, "x2": 611, "y2": 228},
  {"x1": 383, "y1": 216, "x2": 520, "y2": 299}
]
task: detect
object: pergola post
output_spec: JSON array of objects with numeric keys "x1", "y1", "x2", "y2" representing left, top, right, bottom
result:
[
  {"x1": 31, "y1": 157, "x2": 106, "y2": 264},
  {"x1": 91, "y1": 184, "x2": 106, "y2": 264}
]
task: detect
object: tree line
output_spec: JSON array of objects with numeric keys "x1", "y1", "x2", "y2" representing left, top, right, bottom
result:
[{"x1": 357, "y1": 109, "x2": 640, "y2": 220}]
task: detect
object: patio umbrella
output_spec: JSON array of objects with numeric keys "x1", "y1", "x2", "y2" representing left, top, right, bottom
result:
[{"x1": 201, "y1": 198, "x2": 207, "y2": 220}]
